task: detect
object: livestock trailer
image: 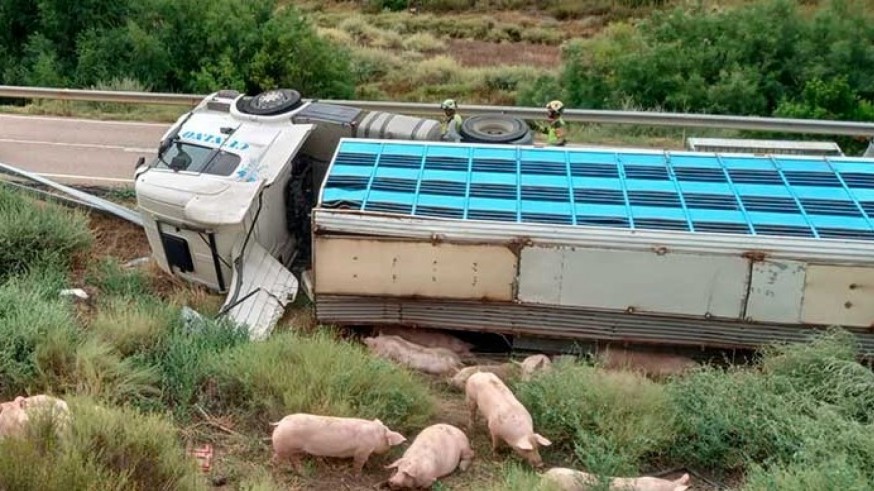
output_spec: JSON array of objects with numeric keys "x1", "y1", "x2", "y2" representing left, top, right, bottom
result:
[{"x1": 312, "y1": 139, "x2": 874, "y2": 355}]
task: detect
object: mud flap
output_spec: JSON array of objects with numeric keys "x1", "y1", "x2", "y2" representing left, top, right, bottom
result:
[{"x1": 221, "y1": 242, "x2": 298, "y2": 340}]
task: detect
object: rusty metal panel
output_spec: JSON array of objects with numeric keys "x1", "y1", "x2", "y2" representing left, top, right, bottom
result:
[
  {"x1": 313, "y1": 209, "x2": 874, "y2": 265},
  {"x1": 746, "y1": 260, "x2": 807, "y2": 323},
  {"x1": 801, "y1": 265, "x2": 874, "y2": 327},
  {"x1": 517, "y1": 246, "x2": 749, "y2": 319},
  {"x1": 314, "y1": 295, "x2": 874, "y2": 356},
  {"x1": 313, "y1": 236, "x2": 516, "y2": 300}
]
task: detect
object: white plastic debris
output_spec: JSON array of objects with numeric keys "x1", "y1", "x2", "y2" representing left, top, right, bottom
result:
[
  {"x1": 124, "y1": 256, "x2": 152, "y2": 269},
  {"x1": 59, "y1": 288, "x2": 89, "y2": 300},
  {"x1": 180, "y1": 306, "x2": 206, "y2": 332}
]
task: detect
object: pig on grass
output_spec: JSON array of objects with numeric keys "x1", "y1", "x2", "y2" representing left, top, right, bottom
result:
[
  {"x1": 364, "y1": 334, "x2": 462, "y2": 375},
  {"x1": 0, "y1": 394, "x2": 70, "y2": 440},
  {"x1": 513, "y1": 354, "x2": 553, "y2": 381},
  {"x1": 542, "y1": 467, "x2": 691, "y2": 491},
  {"x1": 465, "y1": 371, "x2": 551, "y2": 468},
  {"x1": 376, "y1": 327, "x2": 474, "y2": 358},
  {"x1": 595, "y1": 347, "x2": 699, "y2": 381},
  {"x1": 270, "y1": 413, "x2": 406, "y2": 475},
  {"x1": 449, "y1": 364, "x2": 518, "y2": 390},
  {"x1": 386, "y1": 423, "x2": 474, "y2": 489}
]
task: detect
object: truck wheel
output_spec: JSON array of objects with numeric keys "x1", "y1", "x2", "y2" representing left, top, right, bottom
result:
[
  {"x1": 459, "y1": 114, "x2": 531, "y2": 144},
  {"x1": 236, "y1": 89, "x2": 303, "y2": 116}
]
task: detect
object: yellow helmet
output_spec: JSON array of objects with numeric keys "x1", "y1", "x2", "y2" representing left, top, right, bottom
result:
[
  {"x1": 441, "y1": 99, "x2": 457, "y2": 110},
  {"x1": 546, "y1": 100, "x2": 564, "y2": 114}
]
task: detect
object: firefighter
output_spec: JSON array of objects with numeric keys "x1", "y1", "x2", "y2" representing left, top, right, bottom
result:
[
  {"x1": 538, "y1": 100, "x2": 567, "y2": 146},
  {"x1": 440, "y1": 98, "x2": 463, "y2": 142},
  {"x1": 865, "y1": 136, "x2": 874, "y2": 158}
]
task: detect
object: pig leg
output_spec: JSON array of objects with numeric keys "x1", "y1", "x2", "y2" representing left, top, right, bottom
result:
[
  {"x1": 352, "y1": 450, "x2": 372, "y2": 475},
  {"x1": 459, "y1": 446, "x2": 475, "y2": 471},
  {"x1": 466, "y1": 395, "x2": 478, "y2": 432},
  {"x1": 489, "y1": 430, "x2": 502, "y2": 453}
]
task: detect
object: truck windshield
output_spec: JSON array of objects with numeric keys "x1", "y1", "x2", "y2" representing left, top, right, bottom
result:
[{"x1": 152, "y1": 142, "x2": 242, "y2": 177}]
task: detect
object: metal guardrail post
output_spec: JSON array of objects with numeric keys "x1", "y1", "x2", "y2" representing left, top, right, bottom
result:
[{"x1": 2, "y1": 85, "x2": 874, "y2": 136}]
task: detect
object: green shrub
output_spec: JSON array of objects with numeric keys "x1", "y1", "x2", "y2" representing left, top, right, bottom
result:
[
  {"x1": 743, "y1": 458, "x2": 873, "y2": 491},
  {"x1": 0, "y1": 398, "x2": 201, "y2": 490},
  {"x1": 408, "y1": 55, "x2": 462, "y2": 85},
  {"x1": 151, "y1": 315, "x2": 249, "y2": 419},
  {"x1": 86, "y1": 257, "x2": 152, "y2": 301},
  {"x1": 350, "y1": 47, "x2": 405, "y2": 84},
  {"x1": 71, "y1": 338, "x2": 161, "y2": 406},
  {"x1": 0, "y1": 271, "x2": 80, "y2": 398},
  {"x1": 0, "y1": 187, "x2": 91, "y2": 279},
  {"x1": 89, "y1": 299, "x2": 177, "y2": 357},
  {"x1": 759, "y1": 329, "x2": 874, "y2": 424},
  {"x1": 515, "y1": 360, "x2": 675, "y2": 475},
  {"x1": 402, "y1": 32, "x2": 447, "y2": 53},
  {"x1": 200, "y1": 330, "x2": 434, "y2": 432}
]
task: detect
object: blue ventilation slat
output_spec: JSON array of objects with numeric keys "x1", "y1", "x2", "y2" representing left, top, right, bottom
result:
[
  {"x1": 472, "y1": 158, "x2": 515, "y2": 173},
  {"x1": 424, "y1": 156, "x2": 468, "y2": 171},
  {"x1": 419, "y1": 181, "x2": 467, "y2": 196},
  {"x1": 741, "y1": 196, "x2": 800, "y2": 214},
  {"x1": 683, "y1": 193, "x2": 740, "y2": 210},
  {"x1": 799, "y1": 198, "x2": 862, "y2": 217},
  {"x1": 371, "y1": 177, "x2": 417, "y2": 193},
  {"x1": 521, "y1": 186, "x2": 569, "y2": 202},
  {"x1": 365, "y1": 201, "x2": 413, "y2": 214},
  {"x1": 570, "y1": 162, "x2": 619, "y2": 178},
  {"x1": 574, "y1": 188, "x2": 625, "y2": 205},
  {"x1": 623, "y1": 165, "x2": 670, "y2": 181},
  {"x1": 319, "y1": 140, "x2": 874, "y2": 241},
  {"x1": 521, "y1": 160, "x2": 566, "y2": 175},
  {"x1": 575, "y1": 216, "x2": 630, "y2": 228},
  {"x1": 674, "y1": 167, "x2": 727, "y2": 182},
  {"x1": 783, "y1": 171, "x2": 842, "y2": 188},
  {"x1": 379, "y1": 154, "x2": 421, "y2": 169},
  {"x1": 416, "y1": 205, "x2": 464, "y2": 219},
  {"x1": 753, "y1": 224, "x2": 816, "y2": 238},
  {"x1": 468, "y1": 209, "x2": 517, "y2": 222},
  {"x1": 727, "y1": 169, "x2": 783, "y2": 185},
  {"x1": 521, "y1": 212, "x2": 573, "y2": 225},
  {"x1": 634, "y1": 218, "x2": 690, "y2": 231},
  {"x1": 692, "y1": 221, "x2": 751, "y2": 235},
  {"x1": 627, "y1": 191, "x2": 682, "y2": 208},
  {"x1": 841, "y1": 172, "x2": 874, "y2": 189},
  {"x1": 470, "y1": 183, "x2": 516, "y2": 200},
  {"x1": 817, "y1": 228, "x2": 874, "y2": 240}
]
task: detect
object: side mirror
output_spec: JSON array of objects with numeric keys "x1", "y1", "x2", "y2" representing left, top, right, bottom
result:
[{"x1": 135, "y1": 156, "x2": 146, "y2": 169}]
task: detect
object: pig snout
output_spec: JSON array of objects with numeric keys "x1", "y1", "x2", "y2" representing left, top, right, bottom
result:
[{"x1": 512, "y1": 433, "x2": 552, "y2": 468}]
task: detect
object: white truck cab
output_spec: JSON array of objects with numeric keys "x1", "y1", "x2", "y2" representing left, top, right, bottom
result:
[{"x1": 134, "y1": 89, "x2": 444, "y2": 337}]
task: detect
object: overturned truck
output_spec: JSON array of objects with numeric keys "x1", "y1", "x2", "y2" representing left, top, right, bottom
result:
[{"x1": 133, "y1": 89, "x2": 874, "y2": 355}]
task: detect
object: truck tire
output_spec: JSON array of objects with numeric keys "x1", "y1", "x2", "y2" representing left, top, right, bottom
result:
[
  {"x1": 236, "y1": 89, "x2": 303, "y2": 116},
  {"x1": 459, "y1": 114, "x2": 531, "y2": 144}
]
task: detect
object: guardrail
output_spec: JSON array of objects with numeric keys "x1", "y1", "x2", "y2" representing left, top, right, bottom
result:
[{"x1": 2, "y1": 85, "x2": 874, "y2": 137}]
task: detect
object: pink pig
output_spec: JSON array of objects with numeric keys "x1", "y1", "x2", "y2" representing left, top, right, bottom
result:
[
  {"x1": 596, "y1": 347, "x2": 698, "y2": 381},
  {"x1": 0, "y1": 394, "x2": 70, "y2": 439},
  {"x1": 364, "y1": 335, "x2": 462, "y2": 375},
  {"x1": 270, "y1": 413, "x2": 406, "y2": 474},
  {"x1": 386, "y1": 423, "x2": 474, "y2": 489},
  {"x1": 376, "y1": 327, "x2": 474, "y2": 358},
  {"x1": 465, "y1": 371, "x2": 551, "y2": 467},
  {"x1": 542, "y1": 467, "x2": 691, "y2": 491}
]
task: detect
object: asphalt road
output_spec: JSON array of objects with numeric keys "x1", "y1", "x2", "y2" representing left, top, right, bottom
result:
[{"x1": 0, "y1": 113, "x2": 170, "y2": 186}]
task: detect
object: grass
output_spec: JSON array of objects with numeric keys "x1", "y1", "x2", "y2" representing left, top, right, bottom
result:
[
  {"x1": 7, "y1": 179, "x2": 874, "y2": 489},
  {"x1": 515, "y1": 360, "x2": 676, "y2": 476},
  {"x1": 0, "y1": 185, "x2": 91, "y2": 280},
  {"x1": 0, "y1": 398, "x2": 203, "y2": 491},
  {"x1": 200, "y1": 329, "x2": 435, "y2": 432}
]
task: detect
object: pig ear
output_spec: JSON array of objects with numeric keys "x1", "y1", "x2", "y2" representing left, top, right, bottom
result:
[
  {"x1": 373, "y1": 418, "x2": 383, "y2": 425},
  {"x1": 384, "y1": 459, "x2": 402, "y2": 470},
  {"x1": 675, "y1": 474, "x2": 691, "y2": 485},
  {"x1": 387, "y1": 431, "x2": 406, "y2": 446},
  {"x1": 534, "y1": 434, "x2": 552, "y2": 446},
  {"x1": 14, "y1": 396, "x2": 27, "y2": 409},
  {"x1": 515, "y1": 438, "x2": 534, "y2": 451}
]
